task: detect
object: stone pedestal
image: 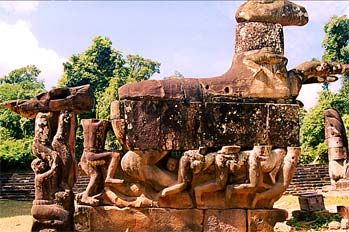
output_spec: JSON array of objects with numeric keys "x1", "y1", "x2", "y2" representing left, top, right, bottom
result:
[{"x1": 74, "y1": 205, "x2": 287, "y2": 232}]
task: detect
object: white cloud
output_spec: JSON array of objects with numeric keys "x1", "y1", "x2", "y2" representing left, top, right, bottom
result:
[
  {"x1": 344, "y1": 5, "x2": 349, "y2": 16},
  {"x1": 0, "y1": 1, "x2": 39, "y2": 14},
  {"x1": 0, "y1": 20, "x2": 66, "y2": 89}
]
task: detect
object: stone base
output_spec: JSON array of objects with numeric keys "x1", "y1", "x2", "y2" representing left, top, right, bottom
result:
[{"x1": 74, "y1": 205, "x2": 287, "y2": 232}]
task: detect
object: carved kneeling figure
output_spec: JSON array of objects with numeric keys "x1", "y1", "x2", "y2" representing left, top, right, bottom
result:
[
  {"x1": 252, "y1": 147, "x2": 301, "y2": 208},
  {"x1": 161, "y1": 147, "x2": 215, "y2": 197},
  {"x1": 232, "y1": 145, "x2": 286, "y2": 190},
  {"x1": 195, "y1": 145, "x2": 241, "y2": 206},
  {"x1": 31, "y1": 157, "x2": 74, "y2": 232},
  {"x1": 77, "y1": 119, "x2": 124, "y2": 206}
]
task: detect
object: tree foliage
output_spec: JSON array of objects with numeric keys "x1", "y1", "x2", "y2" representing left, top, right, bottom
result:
[
  {"x1": 300, "y1": 15, "x2": 349, "y2": 164},
  {"x1": 58, "y1": 36, "x2": 160, "y2": 119},
  {"x1": 0, "y1": 138, "x2": 34, "y2": 170},
  {"x1": 0, "y1": 65, "x2": 41, "y2": 85},
  {"x1": 58, "y1": 36, "x2": 161, "y2": 157},
  {"x1": 300, "y1": 91, "x2": 348, "y2": 163},
  {"x1": 322, "y1": 16, "x2": 349, "y2": 65},
  {"x1": 0, "y1": 65, "x2": 44, "y2": 171},
  {"x1": 0, "y1": 65, "x2": 45, "y2": 140}
]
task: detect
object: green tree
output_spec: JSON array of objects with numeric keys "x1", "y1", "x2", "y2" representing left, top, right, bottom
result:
[
  {"x1": 59, "y1": 36, "x2": 160, "y2": 119},
  {"x1": 97, "y1": 54, "x2": 160, "y2": 119},
  {"x1": 322, "y1": 15, "x2": 349, "y2": 96},
  {"x1": 0, "y1": 65, "x2": 45, "y2": 170},
  {"x1": 0, "y1": 65, "x2": 45, "y2": 139},
  {"x1": 0, "y1": 65, "x2": 41, "y2": 85},
  {"x1": 58, "y1": 36, "x2": 160, "y2": 156},
  {"x1": 322, "y1": 16, "x2": 349, "y2": 65},
  {"x1": 300, "y1": 15, "x2": 349, "y2": 164}
]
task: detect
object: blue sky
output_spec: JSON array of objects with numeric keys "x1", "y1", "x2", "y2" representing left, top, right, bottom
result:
[{"x1": 0, "y1": 1, "x2": 348, "y2": 109}]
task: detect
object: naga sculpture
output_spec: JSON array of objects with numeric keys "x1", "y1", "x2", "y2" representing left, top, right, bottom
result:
[{"x1": 323, "y1": 108, "x2": 349, "y2": 190}]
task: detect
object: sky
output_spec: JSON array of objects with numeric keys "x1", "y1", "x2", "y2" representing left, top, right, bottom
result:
[{"x1": 0, "y1": 1, "x2": 348, "y2": 110}]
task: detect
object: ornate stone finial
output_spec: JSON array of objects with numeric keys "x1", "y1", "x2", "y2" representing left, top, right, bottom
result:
[{"x1": 235, "y1": 0, "x2": 309, "y2": 26}]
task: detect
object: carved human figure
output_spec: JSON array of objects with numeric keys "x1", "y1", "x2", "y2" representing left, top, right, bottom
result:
[
  {"x1": 252, "y1": 147, "x2": 301, "y2": 208},
  {"x1": 233, "y1": 146, "x2": 286, "y2": 190},
  {"x1": 0, "y1": 85, "x2": 95, "y2": 231},
  {"x1": 51, "y1": 111, "x2": 77, "y2": 191},
  {"x1": 77, "y1": 119, "x2": 123, "y2": 206},
  {"x1": 160, "y1": 147, "x2": 215, "y2": 197},
  {"x1": 120, "y1": 150, "x2": 176, "y2": 191},
  {"x1": 32, "y1": 112, "x2": 59, "y2": 166},
  {"x1": 30, "y1": 111, "x2": 77, "y2": 232},
  {"x1": 195, "y1": 146, "x2": 241, "y2": 206},
  {"x1": 32, "y1": 110, "x2": 77, "y2": 191},
  {"x1": 31, "y1": 156, "x2": 72, "y2": 232},
  {"x1": 166, "y1": 157, "x2": 179, "y2": 173},
  {"x1": 31, "y1": 157, "x2": 60, "y2": 204},
  {"x1": 323, "y1": 108, "x2": 349, "y2": 185}
]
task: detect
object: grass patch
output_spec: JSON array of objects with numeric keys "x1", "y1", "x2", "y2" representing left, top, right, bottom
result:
[
  {"x1": 0, "y1": 200, "x2": 32, "y2": 218},
  {"x1": 274, "y1": 195, "x2": 299, "y2": 209},
  {"x1": 275, "y1": 194, "x2": 349, "y2": 231},
  {"x1": 324, "y1": 195, "x2": 349, "y2": 206},
  {"x1": 287, "y1": 211, "x2": 341, "y2": 231},
  {"x1": 274, "y1": 194, "x2": 349, "y2": 210}
]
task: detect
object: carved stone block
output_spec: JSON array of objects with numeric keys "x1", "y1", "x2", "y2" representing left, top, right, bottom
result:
[
  {"x1": 74, "y1": 205, "x2": 203, "y2": 232},
  {"x1": 203, "y1": 102, "x2": 268, "y2": 147},
  {"x1": 298, "y1": 193, "x2": 325, "y2": 211},
  {"x1": 0, "y1": 84, "x2": 95, "y2": 118},
  {"x1": 235, "y1": 22, "x2": 284, "y2": 54},
  {"x1": 123, "y1": 100, "x2": 161, "y2": 150},
  {"x1": 247, "y1": 209, "x2": 288, "y2": 232},
  {"x1": 337, "y1": 206, "x2": 349, "y2": 219},
  {"x1": 204, "y1": 209, "x2": 246, "y2": 232},
  {"x1": 160, "y1": 101, "x2": 202, "y2": 150},
  {"x1": 111, "y1": 101, "x2": 300, "y2": 150},
  {"x1": 268, "y1": 104, "x2": 299, "y2": 146},
  {"x1": 75, "y1": 206, "x2": 287, "y2": 232},
  {"x1": 333, "y1": 179, "x2": 349, "y2": 190}
]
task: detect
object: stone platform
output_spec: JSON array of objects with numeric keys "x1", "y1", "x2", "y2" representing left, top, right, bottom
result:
[{"x1": 74, "y1": 205, "x2": 287, "y2": 232}]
